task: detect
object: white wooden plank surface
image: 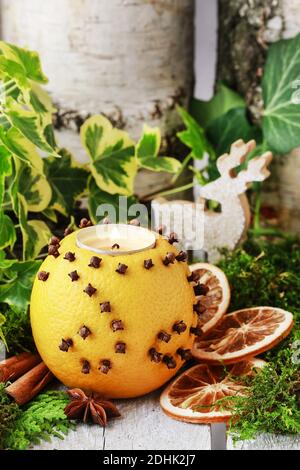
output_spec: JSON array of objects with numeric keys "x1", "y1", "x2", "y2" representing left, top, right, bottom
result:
[
  {"x1": 228, "y1": 434, "x2": 300, "y2": 451},
  {"x1": 32, "y1": 385, "x2": 300, "y2": 451},
  {"x1": 33, "y1": 389, "x2": 300, "y2": 450},
  {"x1": 34, "y1": 391, "x2": 211, "y2": 450}
]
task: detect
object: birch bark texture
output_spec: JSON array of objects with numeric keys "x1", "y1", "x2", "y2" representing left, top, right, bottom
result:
[
  {"x1": 0, "y1": 0, "x2": 194, "y2": 158},
  {"x1": 218, "y1": 0, "x2": 300, "y2": 233}
]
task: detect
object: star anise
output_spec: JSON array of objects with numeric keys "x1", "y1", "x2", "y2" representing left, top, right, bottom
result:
[{"x1": 64, "y1": 388, "x2": 120, "y2": 427}]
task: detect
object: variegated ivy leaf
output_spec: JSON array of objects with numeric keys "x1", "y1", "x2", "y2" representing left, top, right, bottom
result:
[
  {"x1": 0, "y1": 145, "x2": 12, "y2": 205},
  {"x1": 136, "y1": 124, "x2": 181, "y2": 173},
  {"x1": 0, "y1": 212, "x2": 16, "y2": 251},
  {"x1": 0, "y1": 312, "x2": 7, "y2": 349},
  {"x1": 0, "y1": 126, "x2": 45, "y2": 172},
  {"x1": 81, "y1": 115, "x2": 137, "y2": 196},
  {"x1": 3, "y1": 98, "x2": 59, "y2": 158},
  {"x1": 44, "y1": 149, "x2": 88, "y2": 216},
  {"x1": 42, "y1": 208, "x2": 58, "y2": 223},
  {"x1": 18, "y1": 193, "x2": 51, "y2": 260},
  {"x1": 29, "y1": 83, "x2": 57, "y2": 138},
  {"x1": 0, "y1": 41, "x2": 48, "y2": 86},
  {"x1": 10, "y1": 158, "x2": 52, "y2": 213},
  {"x1": 0, "y1": 56, "x2": 29, "y2": 91}
]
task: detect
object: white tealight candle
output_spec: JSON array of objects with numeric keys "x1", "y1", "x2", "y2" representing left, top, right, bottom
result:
[{"x1": 76, "y1": 224, "x2": 157, "y2": 256}]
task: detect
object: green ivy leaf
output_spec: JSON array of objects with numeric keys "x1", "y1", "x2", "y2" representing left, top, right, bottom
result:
[
  {"x1": 44, "y1": 149, "x2": 88, "y2": 216},
  {"x1": 177, "y1": 106, "x2": 215, "y2": 160},
  {"x1": 190, "y1": 83, "x2": 245, "y2": 129},
  {"x1": 0, "y1": 251, "x2": 16, "y2": 269},
  {"x1": 263, "y1": 33, "x2": 300, "y2": 154},
  {"x1": 136, "y1": 125, "x2": 181, "y2": 173},
  {"x1": 0, "y1": 259, "x2": 42, "y2": 310},
  {"x1": 0, "y1": 212, "x2": 16, "y2": 250},
  {"x1": 207, "y1": 107, "x2": 262, "y2": 156},
  {"x1": 81, "y1": 115, "x2": 137, "y2": 196},
  {"x1": 0, "y1": 41, "x2": 48, "y2": 84}
]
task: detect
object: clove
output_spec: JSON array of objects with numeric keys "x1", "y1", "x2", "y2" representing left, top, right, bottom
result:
[
  {"x1": 81, "y1": 360, "x2": 90, "y2": 374},
  {"x1": 194, "y1": 283, "x2": 209, "y2": 296},
  {"x1": 48, "y1": 244, "x2": 60, "y2": 258},
  {"x1": 100, "y1": 301, "x2": 111, "y2": 313},
  {"x1": 144, "y1": 259, "x2": 154, "y2": 270},
  {"x1": 79, "y1": 218, "x2": 92, "y2": 229},
  {"x1": 149, "y1": 348, "x2": 162, "y2": 363},
  {"x1": 89, "y1": 256, "x2": 102, "y2": 268},
  {"x1": 99, "y1": 359, "x2": 111, "y2": 374},
  {"x1": 83, "y1": 283, "x2": 97, "y2": 297},
  {"x1": 172, "y1": 321, "x2": 187, "y2": 335},
  {"x1": 49, "y1": 236, "x2": 60, "y2": 246},
  {"x1": 59, "y1": 338, "x2": 73, "y2": 352},
  {"x1": 69, "y1": 270, "x2": 80, "y2": 282},
  {"x1": 38, "y1": 271, "x2": 50, "y2": 282},
  {"x1": 111, "y1": 320, "x2": 124, "y2": 332},
  {"x1": 115, "y1": 342, "x2": 126, "y2": 354},
  {"x1": 193, "y1": 301, "x2": 206, "y2": 314},
  {"x1": 163, "y1": 252, "x2": 176, "y2": 266},
  {"x1": 163, "y1": 355, "x2": 177, "y2": 369},
  {"x1": 156, "y1": 225, "x2": 165, "y2": 235},
  {"x1": 177, "y1": 348, "x2": 192, "y2": 361},
  {"x1": 78, "y1": 326, "x2": 91, "y2": 340},
  {"x1": 187, "y1": 270, "x2": 201, "y2": 283},
  {"x1": 64, "y1": 252, "x2": 76, "y2": 262},
  {"x1": 116, "y1": 263, "x2": 128, "y2": 274},
  {"x1": 168, "y1": 232, "x2": 179, "y2": 245},
  {"x1": 190, "y1": 326, "x2": 202, "y2": 337},
  {"x1": 157, "y1": 331, "x2": 171, "y2": 343},
  {"x1": 64, "y1": 227, "x2": 74, "y2": 237},
  {"x1": 176, "y1": 251, "x2": 187, "y2": 262}
]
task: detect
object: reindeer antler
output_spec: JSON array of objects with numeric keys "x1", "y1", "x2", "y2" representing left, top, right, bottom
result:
[
  {"x1": 216, "y1": 139, "x2": 256, "y2": 176},
  {"x1": 240, "y1": 152, "x2": 273, "y2": 183}
]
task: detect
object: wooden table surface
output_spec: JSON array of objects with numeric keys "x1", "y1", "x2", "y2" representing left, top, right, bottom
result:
[{"x1": 34, "y1": 391, "x2": 300, "y2": 451}]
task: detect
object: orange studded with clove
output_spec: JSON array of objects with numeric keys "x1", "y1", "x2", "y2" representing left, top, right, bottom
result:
[{"x1": 30, "y1": 231, "x2": 196, "y2": 398}]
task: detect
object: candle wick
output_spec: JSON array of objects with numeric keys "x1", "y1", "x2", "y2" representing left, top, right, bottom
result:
[{"x1": 111, "y1": 243, "x2": 120, "y2": 250}]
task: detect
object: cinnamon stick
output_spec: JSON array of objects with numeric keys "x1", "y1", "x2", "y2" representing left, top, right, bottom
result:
[
  {"x1": 6, "y1": 362, "x2": 54, "y2": 405},
  {"x1": 0, "y1": 352, "x2": 41, "y2": 383}
]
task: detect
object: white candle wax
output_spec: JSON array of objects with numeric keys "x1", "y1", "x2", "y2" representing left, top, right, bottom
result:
[{"x1": 76, "y1": 224, "x2": 157, "y2": 256}]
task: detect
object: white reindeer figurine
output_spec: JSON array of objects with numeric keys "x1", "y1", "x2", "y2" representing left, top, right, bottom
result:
[{"x1": 152, "y1": 139, "x2": 273, "y2": 262}]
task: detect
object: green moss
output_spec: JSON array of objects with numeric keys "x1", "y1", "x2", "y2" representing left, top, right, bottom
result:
[
  {"x1": 0, "y1": 304, "x2": 35, "y2": 355},
  {"x1": 218, "y1": 237, "x2": 300, "y2": 320},
  {"x1": 218, "y1": 237, "x2": 300, "y2": 440},
  {"x1": 228, "y1": 331, "x2": 300, "y2": 441},
  {"x1": 0, "y1": 383, "x2": 21, "y2": 450}
]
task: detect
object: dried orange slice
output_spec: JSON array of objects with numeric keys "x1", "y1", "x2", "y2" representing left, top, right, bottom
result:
[
  {"x1": 188, "y1": 263, "x2": 230, "y2": 335},
  {"x1": 160, "y1": 358, "x2": 266, "y2": 423},
  {"x1": 192, "y1": 307, "x2": 294, "y2": 364}
]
